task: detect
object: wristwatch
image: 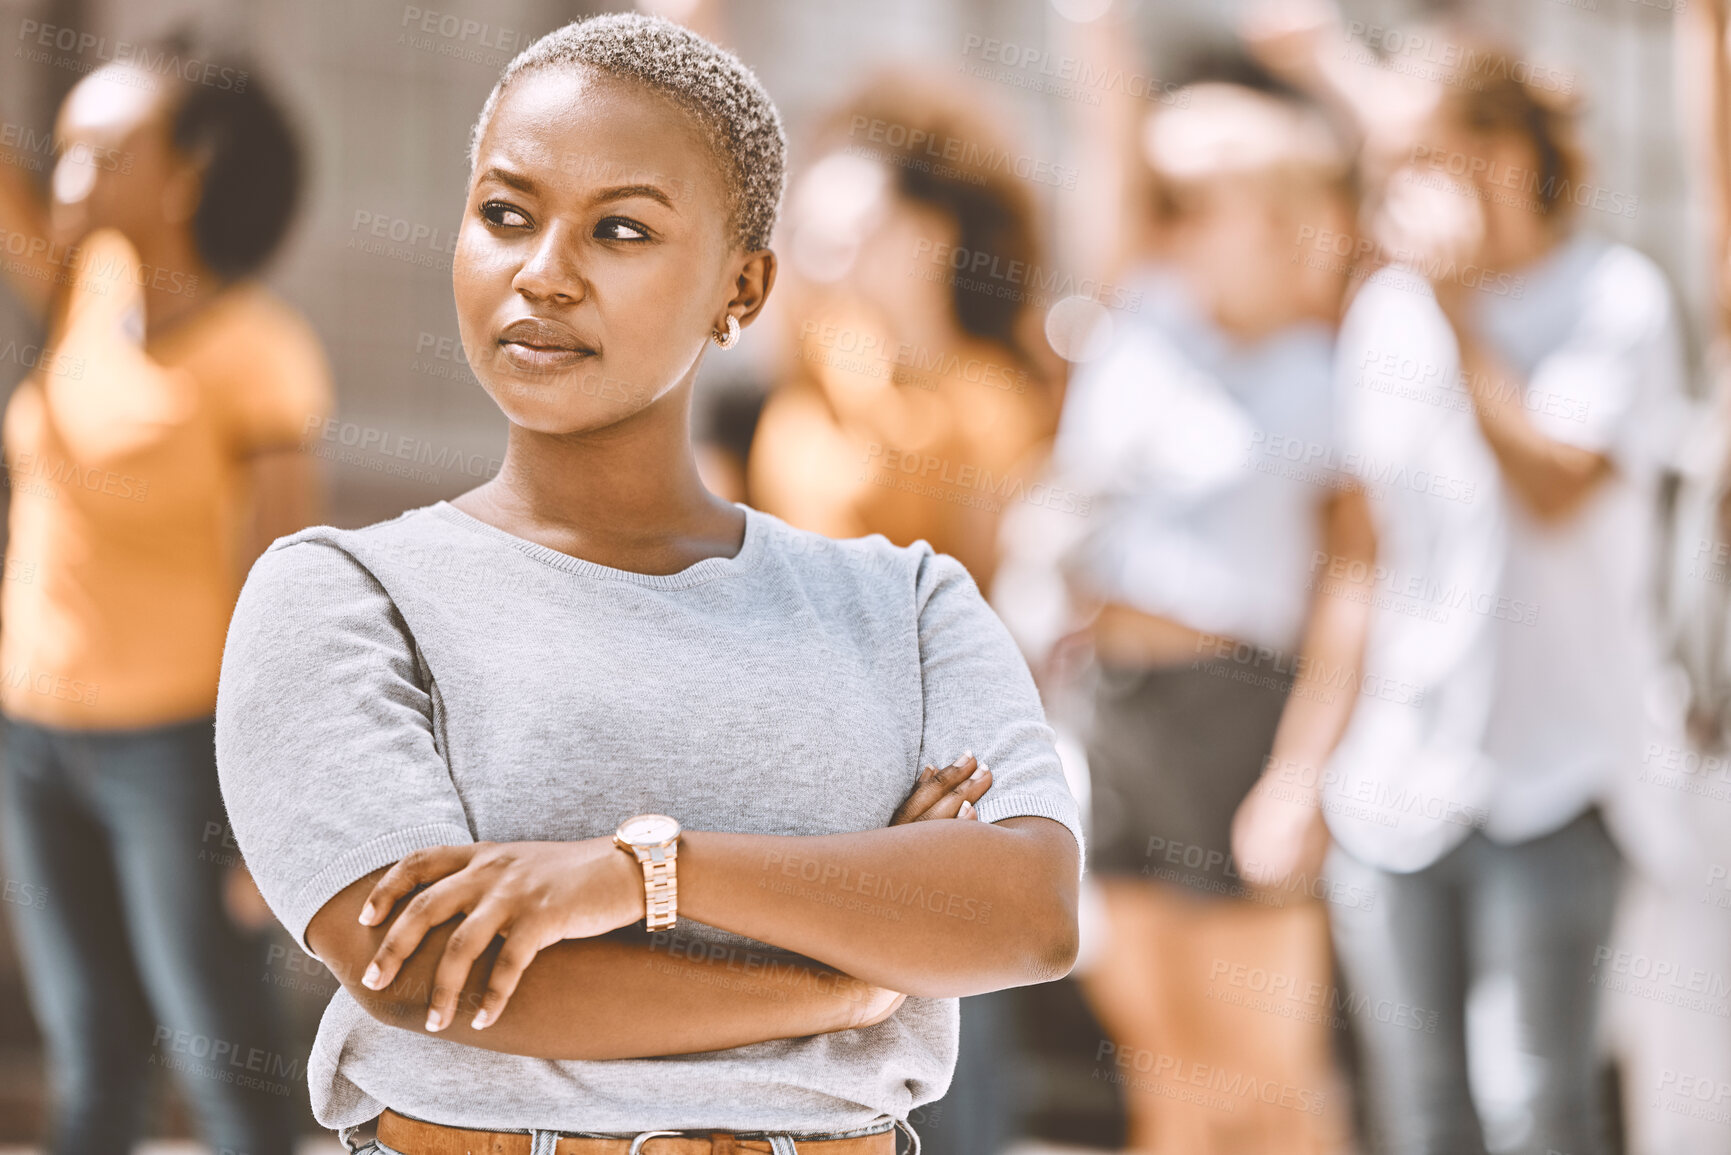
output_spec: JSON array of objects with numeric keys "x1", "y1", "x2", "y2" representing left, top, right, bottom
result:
[{"x1": 613, "y1": 814, "x2": 682, "y2": 931}]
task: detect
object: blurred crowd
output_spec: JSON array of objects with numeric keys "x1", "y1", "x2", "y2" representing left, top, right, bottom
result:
[
  {"x1": 1, "y1": 1, "x2": 1730, "y2": 1154},
  {"x1": 738, "y1": 6, "x2": 1728, "y2": 1154}
]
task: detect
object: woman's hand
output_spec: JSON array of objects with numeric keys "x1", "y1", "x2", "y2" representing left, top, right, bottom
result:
[
  {"x1": 1229, "y1": 767, "x2": 1329, "y2": 893},
  {"x1": 1373, "y1": 163, "x2": 1486, "y2": 325},
  {"x1": 837, "y1": 973, "x2": 908, "y2": 1029},
  {"x1": 356, "y1": 838, "x2": 644, "y2": 1032},
  {"x1": 889, "y1": 752, "x2": 991, "y2": 824},
  {"x1": 353, "y1": 753, "x2": 987, "y2": 1035}
]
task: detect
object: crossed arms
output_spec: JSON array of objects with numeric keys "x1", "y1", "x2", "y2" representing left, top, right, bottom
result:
[{"x1": 306, "y1": 753, "x2": 1080, "y2": 1061}]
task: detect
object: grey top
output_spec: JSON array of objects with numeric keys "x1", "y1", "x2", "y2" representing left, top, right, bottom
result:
[{"x1": 214, "y1": 500, "x2": 1084, "y2": 1134}]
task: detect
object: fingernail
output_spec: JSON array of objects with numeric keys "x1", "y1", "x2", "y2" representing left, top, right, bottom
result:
[
  {"x1": 426, "y1": 1010, "x2": 442, "y2": 1032},
  {"x1": 471, "y1": 1009, "x2": 491, "y2": 1030},
  {"x1": 959, "y1": 801, "x2": 976, "y2": 818},
  {"x1": 968, "y1": 765, "x2": 986, "y2": 782},
  {"x1": 362, "y1": 963, "x2": 381, "y2": 989},
  {"x1": 358, "y1": 903, "x2": 375, "y2": 925},
  {"x1": 960, "y1": 750, "x2": 974, "y2": 762}
]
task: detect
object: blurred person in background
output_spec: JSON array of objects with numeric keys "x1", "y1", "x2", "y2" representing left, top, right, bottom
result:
[
  {"x1": 1638, "y1": 344, "x2": 1731, "y2": 1155},
  {"x1": 1306, "y1": 152, "x2": 1512, "y2": 1155},
  {"x1": 1026, "y1": 67, "x2": 1371, "y2": 1154},
  {"x1": 747, "y1": 71, "x2": 1064, "y2": 592},
  {"x1": 1610, "y1": 9, "x2": 1731, "y2": 1149},
  {"x1": 1318, "y1": 45, "x2": 1687, "y2": 1155},
  {"x1": 0, "y1": 42, "x2": 330, "y2": 1155}
]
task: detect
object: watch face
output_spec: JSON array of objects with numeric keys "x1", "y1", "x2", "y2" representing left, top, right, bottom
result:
[{"x1": 618, "y1": 814, "x2": 680, "y2": 846}]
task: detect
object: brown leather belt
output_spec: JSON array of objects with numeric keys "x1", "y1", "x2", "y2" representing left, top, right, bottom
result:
[{"x1": 376, "y1": 1109, "x2": 898, "y2": 1155}]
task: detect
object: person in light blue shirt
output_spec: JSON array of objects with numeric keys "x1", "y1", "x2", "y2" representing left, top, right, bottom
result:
[
  {"x1": 1325, "y1": 46, "x2": 1686, "y2": 1155},
  {"x1": 1017, "y1": 73, "x2": 1373, "y2": 1155}
]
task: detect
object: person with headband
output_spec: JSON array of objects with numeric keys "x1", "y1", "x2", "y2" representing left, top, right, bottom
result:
[
  {"x1": 1028, "y1": 68, "x2": 1370, "y2": 1155},
  {"x1": 214, "y1": 13, "x2": 1084, "y2": 1155}
]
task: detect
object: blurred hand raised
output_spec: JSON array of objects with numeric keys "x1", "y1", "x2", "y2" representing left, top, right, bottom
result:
[{"x1": 1373, "y1": 163, "x2": 1486, "y2": 317}]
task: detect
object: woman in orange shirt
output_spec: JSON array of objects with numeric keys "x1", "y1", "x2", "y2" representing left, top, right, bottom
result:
[
  {"x1": 0, "y1": 44, "x2": 330, "y2": 1155},
  {"x1": 748, "y1": 73, "x2": 1064, "y2": 593}
]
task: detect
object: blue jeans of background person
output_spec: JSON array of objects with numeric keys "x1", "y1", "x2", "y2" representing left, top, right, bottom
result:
[
  {"x1": 0, "y1": 714, "x2": 297, "y2": 1155},
  {"x1": 1326, "y1": 808, "x2": 1622, "y2": 1155}
]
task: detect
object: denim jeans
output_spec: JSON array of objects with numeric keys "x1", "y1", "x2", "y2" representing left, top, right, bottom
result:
[
  {"x1": 0, "y1": 714, "x2": 297, "y2": 1155},
  {"x1": 1326, "y1": 808, "x2": 1622, "y2": 1155}
]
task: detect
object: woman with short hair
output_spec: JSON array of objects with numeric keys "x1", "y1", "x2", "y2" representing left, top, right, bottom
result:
[{"x1": 215, "y1": 14, "x2": 1083, "y2": 1155}]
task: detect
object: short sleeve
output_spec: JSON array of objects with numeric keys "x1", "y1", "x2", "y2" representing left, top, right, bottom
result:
[
  {"x1": 1051, "y1": 322, "x2": 1254, "y2": 501},
  {"x1": 1336, "y1": 272, "x2": 1463, "y2": 464},
  {"x1": 1521, "y1": 249, "x2": 1685, "y2": 477},
  {"x1": 213, "y1": 297, "x2": 335, "y2": 455},
  {"x1": 912, "y1": 546, "x2": 1085, "y2": 874},
  {"x1": 215, "y1": 537, "x2": 474, "y2": 954}
]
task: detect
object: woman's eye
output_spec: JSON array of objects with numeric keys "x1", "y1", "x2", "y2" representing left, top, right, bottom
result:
[
  {"x1": 481, "y1": 201, "x2": 530, "y2": 228},
  {"x1": 595, "y1": 217, "x2": 649, "y2": 242}
]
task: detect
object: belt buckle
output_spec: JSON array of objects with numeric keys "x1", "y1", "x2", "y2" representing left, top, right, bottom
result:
[{"x1": 628, "y1": 1130, "x2": 686, "y2": 1155}]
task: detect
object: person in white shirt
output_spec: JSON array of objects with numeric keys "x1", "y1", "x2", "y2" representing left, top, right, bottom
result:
[
  {"x1": 1322, "y1": 47, "x2": 1686, "y2": 1155},
  {"x1": 1022, "y1": 76, "x2": 1374, "y2": 1155}
]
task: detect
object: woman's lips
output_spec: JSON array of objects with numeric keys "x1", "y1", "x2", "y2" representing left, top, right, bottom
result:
[
  {"x1": 495, "y1": 317, "x2": 597, "y2": 373},
  {"x1": 496, "y1": 339, "x2": 595, "y2": 372}
]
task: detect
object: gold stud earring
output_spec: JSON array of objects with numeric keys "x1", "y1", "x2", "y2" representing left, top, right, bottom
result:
[{"x1": 712, "y1": 314, "x2": 740, "y2": 350}]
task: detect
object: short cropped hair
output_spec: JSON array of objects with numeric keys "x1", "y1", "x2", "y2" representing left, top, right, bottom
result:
[{"x1": 470, "y1": 12, "x2": 787, "y2": 253}]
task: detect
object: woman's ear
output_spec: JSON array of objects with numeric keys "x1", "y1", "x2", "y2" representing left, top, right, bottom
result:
[{"x1": 729, "y1": 249, "x2": 778, "y2": 329}]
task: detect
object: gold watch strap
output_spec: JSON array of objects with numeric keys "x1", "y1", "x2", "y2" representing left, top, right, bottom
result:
[{"x1": 635, "y1": 844, "x2": 678, "y2": 931}]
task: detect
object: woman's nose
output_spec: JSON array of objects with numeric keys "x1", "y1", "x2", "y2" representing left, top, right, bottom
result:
[{"x1": 512, "y1": 225, "x2": 587, "y2": 303}]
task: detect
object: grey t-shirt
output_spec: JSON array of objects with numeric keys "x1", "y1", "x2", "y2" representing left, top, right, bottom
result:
[{"x1": 215, "y1": 500, "x2": 1084, "y2": 1134}]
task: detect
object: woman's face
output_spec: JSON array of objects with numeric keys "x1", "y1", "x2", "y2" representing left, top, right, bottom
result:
[
  {"x1": 1166, "y1": 174, "x2": 1342, "y2": 337},
  {"x1": 1422, "y1": 113, "x2": 1554, "y2": 267},
  {"x1": 850, "y1": 191, "x2": 958, "y2": 340},
  {"x1": 50, "y1": 65, "x2": 199, "y2": 253},
  {"x1": 784, "y1": 151, "x2": 957, "y2": 342},
  {"x1": 454, "y1": 67, "x2": 751, "y2": 436}
]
